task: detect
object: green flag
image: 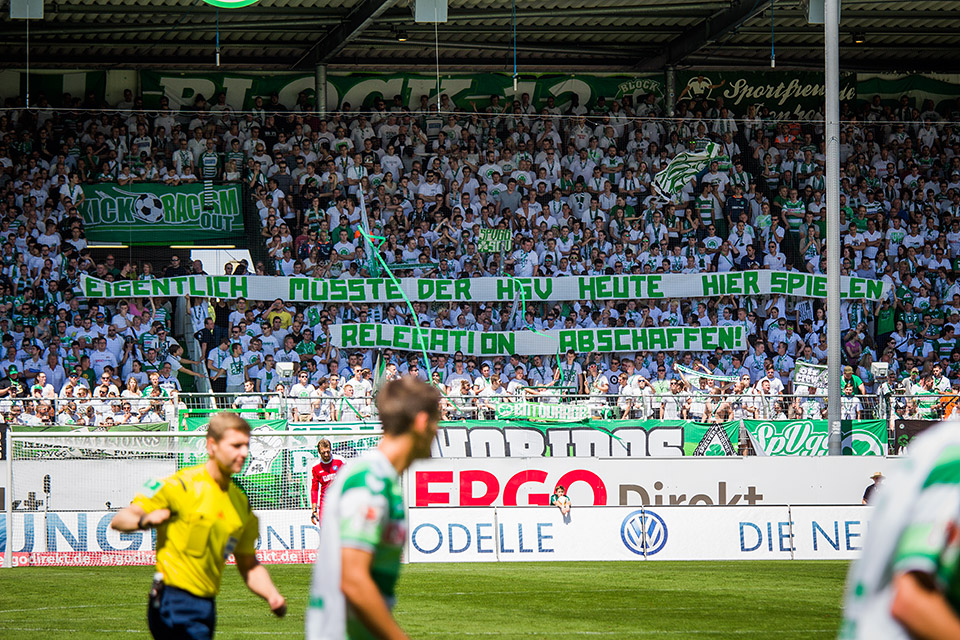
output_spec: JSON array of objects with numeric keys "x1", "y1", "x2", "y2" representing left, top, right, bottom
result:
[{"x1": 654, "y1": 142, "x2": 719, "y2": 197}]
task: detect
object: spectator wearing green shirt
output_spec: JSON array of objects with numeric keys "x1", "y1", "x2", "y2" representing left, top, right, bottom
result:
[
  {"x1": 841, "y1": 365, "x2": 866, "y2": 395},
  {"x1": 295, "y1": 328, "x2": 317, "y2": 362}
]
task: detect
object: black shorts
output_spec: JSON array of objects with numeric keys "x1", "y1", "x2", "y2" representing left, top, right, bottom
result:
[{"x1": 148, "y1": 585, "x2": 216, "y2": 640}]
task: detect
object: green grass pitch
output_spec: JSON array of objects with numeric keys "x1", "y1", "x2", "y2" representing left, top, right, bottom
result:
[{"x1": 0, "y1": 561, "x2": 849, "y2": 638}]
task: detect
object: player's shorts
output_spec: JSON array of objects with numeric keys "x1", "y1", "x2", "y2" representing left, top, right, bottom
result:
[{"x1": 148, "y1": 585, "x2": 216, "y2": 640}]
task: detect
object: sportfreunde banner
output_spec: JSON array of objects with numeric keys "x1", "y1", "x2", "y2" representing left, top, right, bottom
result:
[
  {"x1": 744, "y1": 419, "x2": 887, "y2": 456},
  {"x1": 331, "y1": 324, "x2": 746, "y2": 356},
  {"x1": 433, "y1": 419, "x2": 739, "y2": 458},
  {"x1": 78, "y1": 183, "x2": 244, "y2": 243},
  {"x1": 79, "y1": 270, "x2": 889, "y2": 303}
]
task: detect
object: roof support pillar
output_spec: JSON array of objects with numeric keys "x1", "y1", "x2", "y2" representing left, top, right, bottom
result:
[{"x1": 315, "y1": 63, "x2": 328, "y2": 117}]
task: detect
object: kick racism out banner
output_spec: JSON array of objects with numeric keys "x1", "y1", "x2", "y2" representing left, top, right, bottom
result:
[
  {"x1": 433, "y1": 419, "x2": 739, "y2": 458},
  {"x1": 78, "y1": 183, "x2": 244, "y2": 244},
  {"x1": 78, "y1": 270, "x2": 889, "y2": 303},
  {"x1": 331, "y1": 324, "x2": 746, "y2": 356},
  {"x1": 140, "y1": 70, "x2": 663, "y2": 114},
  {"x1": 744, "y1": 419, "x2": 887, "y2": 456}
]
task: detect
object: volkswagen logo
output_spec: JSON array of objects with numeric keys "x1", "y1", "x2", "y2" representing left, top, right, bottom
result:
[{"x1": 621, "y1": 509, "x2": 668, "y2": 556}]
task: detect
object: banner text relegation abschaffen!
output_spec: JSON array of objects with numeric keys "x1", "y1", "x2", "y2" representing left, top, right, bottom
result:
[
  {"x1": 79, "y1": 271, "x2": 889, "y2": 303},
  {"x1": 329, "y1": 325, "x2": 746, "y2": 356}
]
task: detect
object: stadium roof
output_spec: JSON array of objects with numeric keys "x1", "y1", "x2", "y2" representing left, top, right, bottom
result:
[{"x1": 3, "y1": 0, "x2": 960, "y2": 72}]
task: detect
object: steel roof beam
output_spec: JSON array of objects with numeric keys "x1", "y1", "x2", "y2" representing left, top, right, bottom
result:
[
  {"x1": 636, "y1": 0, "x2": 768, "y2": 70},
  {"x1": 294, "y1": 0, "x2": 400, "y2": 69}
]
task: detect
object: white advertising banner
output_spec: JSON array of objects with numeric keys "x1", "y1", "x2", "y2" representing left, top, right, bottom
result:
[
  {"x1": 0, "y1": 509, "x2": 319, "y2": 567},
  {"x1": 406, "y1": 505, "x2": 872, "y2": 562},
  {"x1": 406, "y1": 457, "x2": 899, "y2": 508},
  {"x1": 0, "y1": 504, "x2": 872, "y2": 566}
]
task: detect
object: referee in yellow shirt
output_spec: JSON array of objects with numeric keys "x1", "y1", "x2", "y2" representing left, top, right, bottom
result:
[{"x1": 111, "y1": 412, "x2": 286, "y2": 639}]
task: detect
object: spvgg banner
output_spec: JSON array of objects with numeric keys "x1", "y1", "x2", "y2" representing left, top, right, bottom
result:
[
  {"x1": 744, "y1": 419, "x2": 887, "y2": 456},
  {"x1": 432, "y1": 419, "x2": 740, "y2": 458},
  {"x1": 140, "y1": 70, "x2": 663, "y2": 113},
  {"x1": 331, "y1": 324, "x2": 746, "y2": 356},
  {"x1": 78, "y1": 183, "x2": 244, "y2": 244},
  {"x1": 677, "y1": 71, "x2": 856, "y2": 120},
  {"x1": 78, "y1": 270, "x2": 890, "y2": 302}
]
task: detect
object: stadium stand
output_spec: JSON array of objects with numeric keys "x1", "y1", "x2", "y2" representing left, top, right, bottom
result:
[{"x1": 1, "y1": 86, "x2": 959, "y2": 431}]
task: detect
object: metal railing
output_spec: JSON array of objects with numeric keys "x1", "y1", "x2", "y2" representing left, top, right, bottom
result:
[{"x1": 4, "y1": 390, "x2": 954, "y2": 429}]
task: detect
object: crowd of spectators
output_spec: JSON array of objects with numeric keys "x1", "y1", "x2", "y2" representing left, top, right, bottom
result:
[{"x1": 2, "y1": 84, "x2": 960, "y2": 426}]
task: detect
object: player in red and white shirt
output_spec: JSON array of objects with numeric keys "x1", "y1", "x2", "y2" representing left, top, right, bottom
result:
[{"x1": 310, "y1": 438, "x2": 344, "y2": 525}]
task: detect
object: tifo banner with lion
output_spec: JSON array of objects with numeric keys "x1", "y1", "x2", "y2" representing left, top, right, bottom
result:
[{"x1": 78, "y1": 183, "x2": 244, "y2": 244}]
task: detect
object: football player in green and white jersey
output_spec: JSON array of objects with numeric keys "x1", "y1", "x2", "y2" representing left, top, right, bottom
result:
[
  {"x1": 840, "y1": 421, "x2": 960, "y2": 639},
  {"x1": 306, "y1": 377, "x2": 441, "y2": 640}
]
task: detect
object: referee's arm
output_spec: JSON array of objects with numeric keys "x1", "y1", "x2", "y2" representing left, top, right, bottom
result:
[
  {"x1": 235, "y1": 554, "x2": 287, "y2": 617},
  {"x1": 110, "y1": 504, "x2": 171, "y2": 531}
]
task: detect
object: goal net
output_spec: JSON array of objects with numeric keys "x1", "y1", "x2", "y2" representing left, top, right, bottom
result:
[{"x1": 1, "y1": 426, "x2": 382, "y2": 567}]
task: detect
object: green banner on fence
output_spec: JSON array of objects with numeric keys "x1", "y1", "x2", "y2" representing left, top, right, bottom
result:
[
  {"x1": 434, "y1": 419, "x2": 739, "y2": 457},
  {"x1": 743, "y1": 419, "x2": 886, "y2": 456},
  {"x1": 78, "y1": 182, "x2": 244, "y2": 244}
]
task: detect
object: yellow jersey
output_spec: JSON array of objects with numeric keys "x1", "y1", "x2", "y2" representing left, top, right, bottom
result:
[{"x1": 134, "y1": 464, "x2": 259, "y2": 598}]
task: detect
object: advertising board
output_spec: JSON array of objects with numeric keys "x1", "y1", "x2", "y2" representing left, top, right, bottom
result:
[
  {"x1": 407, "y1": 505, "x2": 871, "y2": 562},
  {"x1": 407, "y1": 457, "x2": 898, "y2": 507}
]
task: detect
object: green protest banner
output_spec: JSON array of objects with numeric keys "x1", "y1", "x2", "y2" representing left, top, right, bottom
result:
[
  {"x1": 677, "y1": 71, "x2": 856, "y2": 120},
  {"x1": 79, "y1": 270, "x2": 889, "y2": 303},
  {"x1": 433, "y1": 419, "x2": 739, "y2": 457},
  {"x1": 140, "y1": 70, "x2": 663, "y2": 113},
  {"x1": 78, "y1": 183, "x2": 244, "y2": 244},
  {"x1": 331, "y1": 324, "x2": 746, "y2": 356},
  {"x1": 743, "y1": 419, "x2": 887, "y2": 456}
]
